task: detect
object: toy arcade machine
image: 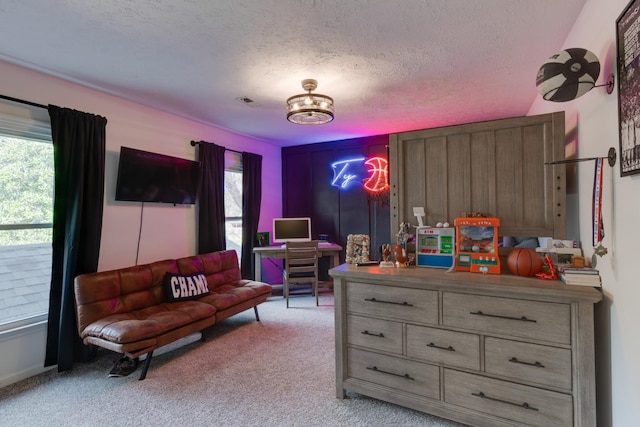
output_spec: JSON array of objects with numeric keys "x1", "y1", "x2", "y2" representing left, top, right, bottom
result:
[{"x1": 454, "y1": 217, "x2": 501, "y2": 274}]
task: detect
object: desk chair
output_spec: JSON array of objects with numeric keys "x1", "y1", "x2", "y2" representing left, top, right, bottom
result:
[{"x1": 283, "y1": 240, "x2": 319, "y2": 308}]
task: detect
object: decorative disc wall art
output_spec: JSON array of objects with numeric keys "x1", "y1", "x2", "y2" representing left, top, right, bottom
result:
[{"x1": 536, "y1": 48, "x2": 601, "y2": 102}]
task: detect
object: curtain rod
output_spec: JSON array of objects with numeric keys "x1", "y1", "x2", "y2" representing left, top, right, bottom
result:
[
  {"x1": 190, "y1": 140, "x2": 242, "y2": 155},
  {"x1": 0, "y1": 94, "x2": 47, "y2": 110}
]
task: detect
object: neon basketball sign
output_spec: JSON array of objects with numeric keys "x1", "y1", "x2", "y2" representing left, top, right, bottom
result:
[{"x1": 330, "y1": 156, "x2": 389, "y2": 193}]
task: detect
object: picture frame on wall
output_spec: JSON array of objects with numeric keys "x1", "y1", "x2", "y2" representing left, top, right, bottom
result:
[{"x1": 616, "y1": 0, "x2": 640, "y2": 176}]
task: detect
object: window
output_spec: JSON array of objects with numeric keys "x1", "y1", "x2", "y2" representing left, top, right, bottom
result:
[
  {"x1": 224, "y1": 151, "x2": 243, "y2": 264},
  {"x1": 0, "y1": 108, "x2": 53, "y2": 329}
]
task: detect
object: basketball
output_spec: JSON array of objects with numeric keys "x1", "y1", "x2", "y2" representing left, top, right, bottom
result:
[
  {"x1": 507, "y1": 248, "x2": 544, "y2": 277},
  {"x1": 536, "y1": 48, "x2": 600, "y2": 102}
]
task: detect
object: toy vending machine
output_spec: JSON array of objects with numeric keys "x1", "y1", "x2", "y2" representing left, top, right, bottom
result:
[
  {"x1": 416, "y1": 227, "x2": 455, "y2": 268},
  {"x1": 454, "y1": 217, "x2": 501, "y2": 274}
]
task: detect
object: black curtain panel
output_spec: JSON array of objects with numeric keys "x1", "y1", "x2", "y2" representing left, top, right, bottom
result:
[
  {"x1": 44, "y1": 105, "x2": 107, "y2": 371},
  {"x1": 240, "y1": 152, "x2": 262, "y2": 279},
  {"x1": 197, "y1": 141, "x2": 226, "y2": 253}
]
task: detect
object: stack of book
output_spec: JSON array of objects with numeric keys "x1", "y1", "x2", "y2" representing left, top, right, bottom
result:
[{"x1": 558, "y1": 267, "x2": 601, "y2": 287}]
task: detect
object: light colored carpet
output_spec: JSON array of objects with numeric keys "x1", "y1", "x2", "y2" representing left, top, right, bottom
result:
[{"x1": 0, "y1": 294, "x2": 466, "y2": 427}]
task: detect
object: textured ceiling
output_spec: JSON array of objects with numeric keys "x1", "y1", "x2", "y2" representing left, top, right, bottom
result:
[{"x1": 0, "y1": 1, "x2": 587, "y2": 146}]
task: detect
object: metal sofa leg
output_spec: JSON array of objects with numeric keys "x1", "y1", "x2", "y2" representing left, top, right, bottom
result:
[
  {"x1": 254, "y1": 305, "x2": 260, "y2": 322},
  {"x1": 138, "y1": 351, "x2": 154, "y2": 381}
]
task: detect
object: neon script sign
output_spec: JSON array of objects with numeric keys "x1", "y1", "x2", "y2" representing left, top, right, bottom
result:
[{"x1": 330, "y1": 156, "x2": 390, "y2": 193}]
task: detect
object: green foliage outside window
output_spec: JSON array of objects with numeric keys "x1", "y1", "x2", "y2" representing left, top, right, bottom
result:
[{"x1": 0, "y1": 135, "x2": 54, "y2": 245}]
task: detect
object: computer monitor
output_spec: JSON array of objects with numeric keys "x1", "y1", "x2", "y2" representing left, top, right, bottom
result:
[{"x1": 272, "y1": 217, "x2": 312, "y2": 244}]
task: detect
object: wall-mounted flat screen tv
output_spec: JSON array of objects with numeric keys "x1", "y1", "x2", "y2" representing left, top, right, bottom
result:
[{"x1": 115, "y1": 146, "x2": 200, "y2": 204}]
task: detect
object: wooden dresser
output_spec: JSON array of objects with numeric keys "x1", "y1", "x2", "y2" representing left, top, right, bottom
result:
[{"x1": 330, "y1": 264, "x2": 602, "y2": 427}]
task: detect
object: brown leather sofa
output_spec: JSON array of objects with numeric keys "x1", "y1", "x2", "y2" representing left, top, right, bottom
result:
[{"x1": 74, "y1": 250, "x2": 271, "y2": 380}]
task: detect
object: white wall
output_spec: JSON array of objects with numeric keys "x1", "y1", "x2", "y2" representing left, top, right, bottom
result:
[
  {"x1": 0, "y1": 59, "x2": 282, "y2": 385},
  {"x1": 0, "y1": 60, "x2": 281, "y2": 269},
  {"x1": 528, "y1": 1, "x2": 640, "y2": 425}
]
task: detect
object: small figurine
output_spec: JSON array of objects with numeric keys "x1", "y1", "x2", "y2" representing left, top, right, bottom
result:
[
  {"x1": 397, "y1": 222, "x2": 411, "y2": 246},
  {"x1": 380, "y1": 243, "x2": 394, "y2": 268},
  {"x1": 382, "y1": 244, "x2": 391, "y2": 261},
  {"x1": 394, "y1": 243, "x2": 408, "y2": 267}
]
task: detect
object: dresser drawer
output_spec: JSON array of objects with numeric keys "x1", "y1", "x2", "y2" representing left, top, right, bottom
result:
[
  {"x1": 442, "y1": 292, "x2": 571, "y2": 344},
  {"x1": 406, "y1": 324, "x2": 480, "y2": 370},
  {"x1": 346, "y1": 282, "x2": 438, "y2": 324},
  {"x1": 348, "y1": 347, "x2": 440, "y2": 399},
  {"x1": 347, "y1": 315, "x2": 403, "y2": 354},
  {"x1": 444, "y1": 369, "x2": 573, "y2": 426},
  {"x1": 484, "y1": 337, "x2": 572, "y2": 390}
]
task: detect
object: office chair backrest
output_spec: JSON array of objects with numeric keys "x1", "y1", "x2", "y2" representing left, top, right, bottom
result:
[{"x1": 284, "y1": 240, "x2": 319, "y2": 276}]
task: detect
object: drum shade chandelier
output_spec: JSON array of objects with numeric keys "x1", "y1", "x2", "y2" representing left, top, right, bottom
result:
[{"x1": 286, "y1": 79, "x2": 334, "y2": 125}]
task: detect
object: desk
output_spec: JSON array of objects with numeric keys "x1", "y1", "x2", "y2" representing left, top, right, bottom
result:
[{"x1": 253, "y1": 243, "x2": 343, "y2": 282}]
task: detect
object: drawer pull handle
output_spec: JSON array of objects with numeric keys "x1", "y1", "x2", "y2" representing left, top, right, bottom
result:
[
  {"x1": 509, "y1": 357, "x2": 545, "y2": 368},
  {"x1": 365, "y1": 297, "x2": 413, "y2": 307},
  {"x1": 471, "y1": 391, "x2": 539, "y2": 412},
  {"x1": 427, "y1": 342, "x2": 455, "y2": 352},
  {"x1": 470, "y1": 310, "x2": 537, "y2": 323},
  {"x1": 366, "y1": 365, "x2": 415, "y2": 380},
  {"x1": 361, "y1": 330, "x2": 385, "y2": 338}
]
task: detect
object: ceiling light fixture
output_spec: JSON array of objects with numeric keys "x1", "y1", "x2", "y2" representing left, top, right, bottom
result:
[{"x1": 286, "y1": 79, "x2": 334, "y2": 125}]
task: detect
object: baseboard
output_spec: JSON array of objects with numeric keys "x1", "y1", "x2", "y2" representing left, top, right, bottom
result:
[{"x1": 0, "y1": 364, "x2": 55, "y2": 389}]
